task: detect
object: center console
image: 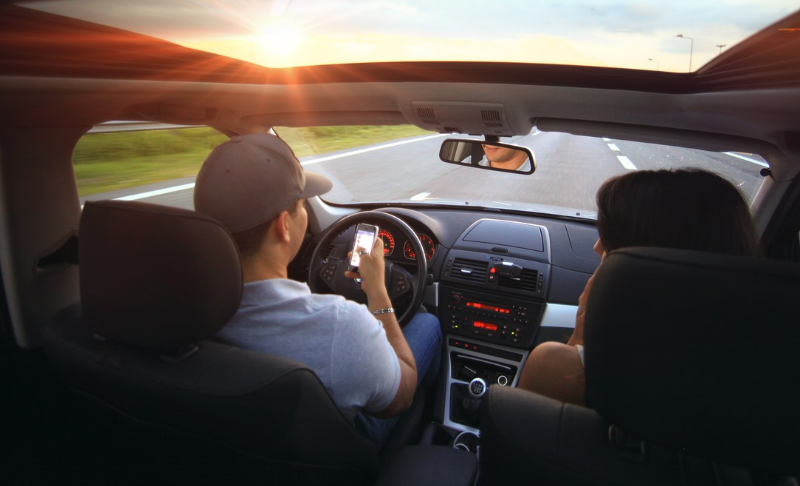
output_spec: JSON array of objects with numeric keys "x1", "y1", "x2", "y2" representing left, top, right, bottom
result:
[
  {"x1": 435, "y1": 218, "x2": 551, "y2": 435},
  {"x1": 442, "y1": 287, "x2": 544, "y2": 348},
  {"x1": 443, "y1": 335, "x2": 529, "y2": 433}
]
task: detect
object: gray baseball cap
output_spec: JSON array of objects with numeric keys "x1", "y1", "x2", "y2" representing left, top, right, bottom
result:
[{"x1": 194, "y1": 134, "x2": 332, "y2": 233}]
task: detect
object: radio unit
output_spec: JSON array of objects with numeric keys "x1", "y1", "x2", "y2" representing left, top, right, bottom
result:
[{"x1": 440, "y1": 286, "x2": 544, "y2": 348}]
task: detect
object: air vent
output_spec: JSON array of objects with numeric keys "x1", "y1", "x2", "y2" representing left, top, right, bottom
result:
[
  {"x1": 449, "y1": 258, "x2": 488, "y2": 283},
  {"x1": 417, "y1": 108, "x2": 438, "y2": 124},
  {"x1": 323, "y1": 245, "x2": 336, "y2": 260},
  {"x1": 481, "y1": 110, "x2": 503, "y2": 128},
  {"x1": 498, "y1": 269, "x2": 540, "y2": 292}
]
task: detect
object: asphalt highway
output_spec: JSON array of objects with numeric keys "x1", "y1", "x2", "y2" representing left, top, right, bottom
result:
[{"x1": 81, "y1": 132, "x2": 766, "y2": 216}]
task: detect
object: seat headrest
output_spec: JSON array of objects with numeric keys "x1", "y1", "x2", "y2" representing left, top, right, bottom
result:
[
  {"x1": 584, "y1": 247, "x2": 800, "y2": 474},
  {"x1": 79, "y1": 200, "x2": 242, "y2": 350}
]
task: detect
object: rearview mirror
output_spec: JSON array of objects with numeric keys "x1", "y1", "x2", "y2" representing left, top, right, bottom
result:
[{"x1": 439, "y1": 139, "x2": 535, "y2": 174}]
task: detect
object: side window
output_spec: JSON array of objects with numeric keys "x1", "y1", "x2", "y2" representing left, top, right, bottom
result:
[{"x1": 73, "y1": 123, "x2": 228, "y2": 209}]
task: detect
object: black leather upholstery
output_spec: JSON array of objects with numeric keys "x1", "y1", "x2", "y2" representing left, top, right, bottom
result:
[
  {"x1": 374, "y1": 446, "x2": 478, "y2": 486},
  {"x1": 479, "y1": 247, "x2": 800, "y2": 484},
  {"x1": 79, "y1": 200, "x2": 242, "y2": 350},
  {"x1": 45, "y1": 304, "x2": 377, "y2": 472},
  {"x1": 585, "y1": 247, "x2": 800, "y2": 475},
  {"x1": 478, "y1": 387, "x2": 784, "y2": 486},
  {"x1": 43, "y1": 200, "x2": 381, "y2": 484}
]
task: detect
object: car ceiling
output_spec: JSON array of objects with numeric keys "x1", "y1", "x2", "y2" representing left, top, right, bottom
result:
[{"x1": 1, "y1": 4, "x2": 800, "y2": 168}]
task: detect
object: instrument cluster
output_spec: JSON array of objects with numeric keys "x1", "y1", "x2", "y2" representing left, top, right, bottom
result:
[{"x1": 377, "y1": 226, "x2": 436, "y2": 262}]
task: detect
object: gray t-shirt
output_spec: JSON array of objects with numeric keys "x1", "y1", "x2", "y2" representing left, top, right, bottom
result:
[{"x1": 215, "y1": 278, "x2": 401, "y2": 422}]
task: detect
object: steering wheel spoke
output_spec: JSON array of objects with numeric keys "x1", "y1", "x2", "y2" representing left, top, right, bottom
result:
[
  {"x1": 319, "y1": 258, "x2": 340, "y2": 285},
  {"x1": 387, "y1": 262, "x2": 414, "y2": 299}
]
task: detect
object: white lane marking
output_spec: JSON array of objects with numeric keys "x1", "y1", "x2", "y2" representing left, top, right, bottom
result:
[
  {"x1": 300, "y1": 134, "x2": 446, "y2": 166},
  {"x1": 114, "y1": 183, "x2": 195, "y2": 201},
  {"x1": 110, "y1": 134, "x2": 445, "y2": 202},
  {"x1": 724, "y1": 152, "x2": 769, "y2": 168},
  {"x1": 607, "y1": 143, "x2": 620, "y2": 151},
  {"x1": 410, "y1": 192, "x2": 431, "y2": 201},
  {"x1": 617, "y1": 155, "x2": 638, "y2": 170},
  {"x1": 602, "y1": 137, "x2": 610, "y2": 142}
]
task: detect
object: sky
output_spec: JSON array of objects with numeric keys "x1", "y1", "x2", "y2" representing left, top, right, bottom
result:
[{"x1": 26, "y1": 0, "x2": 800, "y2": 72}]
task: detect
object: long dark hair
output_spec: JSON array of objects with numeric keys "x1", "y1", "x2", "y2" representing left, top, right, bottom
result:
[{"x1": 596, "y1": 169, "x2": 761, "y2": 257}]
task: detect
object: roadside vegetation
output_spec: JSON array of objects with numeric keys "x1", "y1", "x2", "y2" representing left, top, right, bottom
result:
[{"x1": 73, "y1": 125, "x2": 431, "y2": 196}]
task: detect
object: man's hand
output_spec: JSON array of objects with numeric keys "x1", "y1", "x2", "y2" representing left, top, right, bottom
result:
[{"x1": 345, "y1": 237, "x2": 389, "y2": 303}]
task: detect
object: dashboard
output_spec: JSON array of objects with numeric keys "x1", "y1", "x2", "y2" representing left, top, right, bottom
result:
[
  {"x1": 304, "y1": 205, "x2": 600, "y2": 330},
  {"x1": 377, "y1": 207, "x2": 600, "y2": 304},
  {"x1": 302, "y1": 205, "x2": 601, "y2": 435}
]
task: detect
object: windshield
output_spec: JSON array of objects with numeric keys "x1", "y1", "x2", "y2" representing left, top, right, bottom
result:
[
  {"x1": 25, "y1": 0, "x2": 798, "y2": 73},
  {"x1": 277, "y1": 125, "x2": 766, "y2": 219}
]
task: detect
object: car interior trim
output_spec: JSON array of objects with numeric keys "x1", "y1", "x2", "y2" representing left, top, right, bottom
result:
[
  {"x1": 442, "y1": 335, "x2": 530, "y2": 436},
  {"x1": 538, "y1": 303, "x2": 578, "y2": 329}
]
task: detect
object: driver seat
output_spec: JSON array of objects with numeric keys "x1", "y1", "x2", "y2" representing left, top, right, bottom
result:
[{"x1": 42, "y1": 200, "x2": 407, "y2": 485}]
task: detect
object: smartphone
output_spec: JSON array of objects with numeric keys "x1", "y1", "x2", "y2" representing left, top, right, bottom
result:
[{"x1": 348, "y1": 223, "x2": 379, "y2": 272}]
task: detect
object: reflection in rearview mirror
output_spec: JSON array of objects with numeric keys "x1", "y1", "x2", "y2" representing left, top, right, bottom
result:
[{"x1": 439, "y1": 139, "x2": 535, "y2": 174}]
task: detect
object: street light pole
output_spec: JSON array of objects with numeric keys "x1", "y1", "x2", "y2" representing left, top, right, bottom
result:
[
  {"x1": 717, "y1": 44, "x2": 726, "y2": 54},
  {"x1": 676, "y1": 34, "x2": 694, "y2": 71},
  {"x1": 648, "y1": 58, "x2": 659, "y2": 71}
]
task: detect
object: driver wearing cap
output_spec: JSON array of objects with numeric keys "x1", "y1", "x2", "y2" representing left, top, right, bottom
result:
[{"x1": 194, "y1": 133, "x2": 441, "y2": 447}]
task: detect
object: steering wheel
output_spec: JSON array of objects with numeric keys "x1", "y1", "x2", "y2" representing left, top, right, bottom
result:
[{"x1": 308, "y1": 211, "x2": 428, "y2": 327}]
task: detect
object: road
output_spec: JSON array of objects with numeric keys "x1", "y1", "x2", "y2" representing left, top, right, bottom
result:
[{"x1": 81, "y1": 131, "x2": 767, "y2": 216}]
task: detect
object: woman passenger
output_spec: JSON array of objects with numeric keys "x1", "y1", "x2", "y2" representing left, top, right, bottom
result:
[{"x1": 516, "y1": 168, "x2": 761, "y2": 406}]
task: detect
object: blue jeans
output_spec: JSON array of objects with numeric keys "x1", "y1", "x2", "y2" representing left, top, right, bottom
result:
[{"x1": 357, "y1": 311, "x2": 441, "y2": 447}]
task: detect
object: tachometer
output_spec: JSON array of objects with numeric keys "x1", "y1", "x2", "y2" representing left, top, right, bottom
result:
[
  {"x1": 378, "y1": 229, "x2": 395, "y2": 256},
  {"x1": 404, "y1": 234, "x2": 435, "y2": 261}
]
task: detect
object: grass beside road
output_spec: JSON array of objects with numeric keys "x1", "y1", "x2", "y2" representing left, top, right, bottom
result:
[{"x1": 74, "y1": 125, "x2": 432, "y2": 196}]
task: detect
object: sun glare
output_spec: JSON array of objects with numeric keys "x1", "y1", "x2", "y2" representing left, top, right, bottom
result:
[{"x1": 253, "y1": 23, "x2": 303, "y2": 59}]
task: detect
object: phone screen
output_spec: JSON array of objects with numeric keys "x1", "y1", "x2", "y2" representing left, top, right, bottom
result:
[{"x1": 349, "y1": 224, "x2": 378, "y2": 269}]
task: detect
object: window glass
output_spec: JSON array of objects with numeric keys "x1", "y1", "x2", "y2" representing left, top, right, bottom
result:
[
  {"x1": 74, "y1": 123, "x2": 767, "y2": 220},
  {"x1": 74, "y1": 124, "x2": 227, "y2": 209},
  {"x1": 277, "y1": 125, "x2": 766, "y2": 220}
]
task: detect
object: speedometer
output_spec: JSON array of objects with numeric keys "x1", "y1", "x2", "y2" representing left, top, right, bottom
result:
[
  {"x1": 404, "y1": 234, "x2": 435, "y2": 261},
  {"x1": 378, "y1": 229, "x2": 395, "y2": 256}
]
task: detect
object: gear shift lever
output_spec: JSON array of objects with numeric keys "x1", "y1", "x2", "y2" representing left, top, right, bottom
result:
[
  {"x1": 462, "y1": 377, "x2": 487, "y2": 414},
  {"x1": 468, "y1": 377, "x2": 487, "y2": 400}
]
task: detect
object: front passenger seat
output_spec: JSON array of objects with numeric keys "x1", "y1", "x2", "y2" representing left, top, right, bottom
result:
[
  {"x1": 478, "y1": 247, "x2": 800, "y2": 485},
  {"x1": 43, "y1": 200, "x2": 385, "y2": 485}
]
